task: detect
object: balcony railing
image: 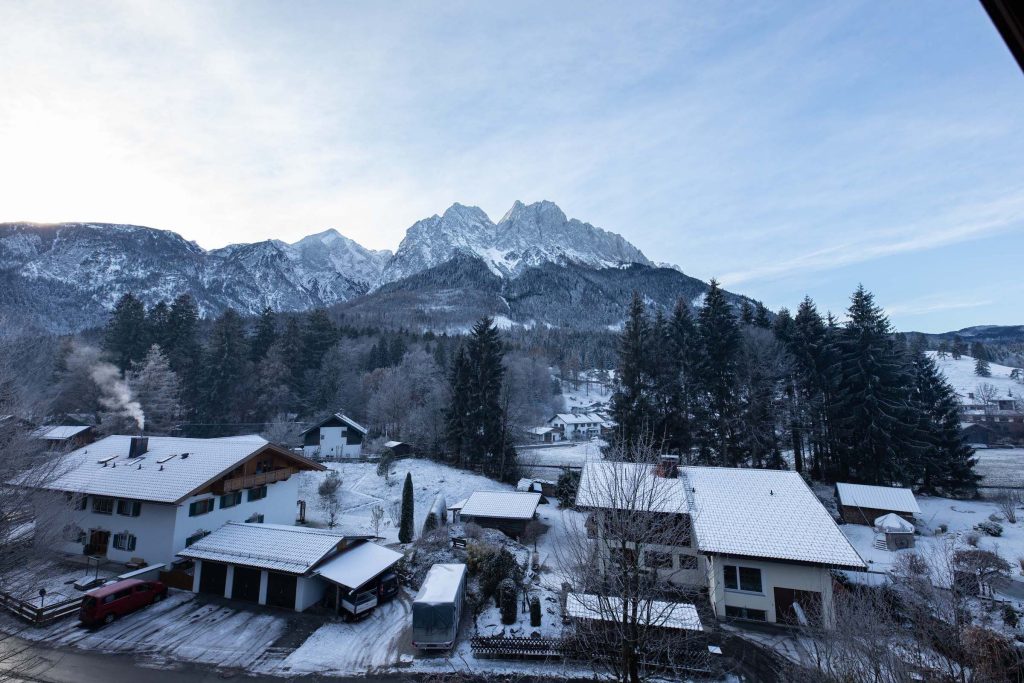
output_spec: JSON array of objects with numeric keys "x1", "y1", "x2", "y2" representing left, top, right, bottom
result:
[{"x1": 220, "y1": 467, "x2": 295, "y2": 493}]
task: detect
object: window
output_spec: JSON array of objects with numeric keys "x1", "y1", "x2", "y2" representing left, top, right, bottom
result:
[
  {"x1": 248, "y1": 486, "x2": 267, "y2": 502},
  {"x1": 246, "y1": 513, "x2": 265, "y2": 523},
  {"x1": 678, "y1": 554, "x2": 698, "y2": 570},
  {"x1": 113, "y1": 532, "x2": 137, "y2": 552},
  {"x1": 220, "y1": 491, "x2": 242, "y2": 509},
  {"x1": 607, "y1": 547, "x2": 637, "y2": 567},
  {"x1": 185, "y1": 530, "x2": 209, "y2": 547},
  {"x1": 92, "y1": 497, "x2": 114, "y2": 515},
  {"x1": 117, "y1": 500, "x2": 141, "y2": 517},
  {"x1": 188, "y1": 499, "x2": 214, "y2": 516},
  {"x1": 643, "y1": 551, "x2": 673, "y2": 569},
  {"x1": 725, "y1": 606, "x2": 767, "y2": 621},
  {"x1": 724, "y1": 565, "x2": 763, "y2": 593}
]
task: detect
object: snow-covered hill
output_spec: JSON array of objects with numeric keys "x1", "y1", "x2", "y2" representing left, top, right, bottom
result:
[
  {"x1": 378, "y1": 200, "x2": 651, "y2": 283},
  {"x1": 929, "y1": 351, "x2": 1022, "y2": 403}
]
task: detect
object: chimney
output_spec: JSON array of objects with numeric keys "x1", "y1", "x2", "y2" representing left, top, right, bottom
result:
[
  {"x1": 128, "y1": 436, "x2": 149, "y2": 458},
  {"x1": 654, "y1": 454, "x2": 680, "y2": 479}
]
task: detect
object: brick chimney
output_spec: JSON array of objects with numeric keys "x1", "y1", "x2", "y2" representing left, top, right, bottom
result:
[{"x1": 128, "y1": 436, "x2": 149, "y2": 458}]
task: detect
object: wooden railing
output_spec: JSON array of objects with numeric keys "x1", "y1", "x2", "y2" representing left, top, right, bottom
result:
[
  {"x1": 0, "y1": 591, "x2": 82, "y2": 625},
  {"x1": 470, "y1": 635, "x2": 563, "y2": 659},
  {"x1": 220, "y1": 468, "x2": 295, "y2": 493}
]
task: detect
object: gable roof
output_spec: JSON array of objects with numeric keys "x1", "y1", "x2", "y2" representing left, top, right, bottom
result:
[
  {"x1": 21, "y1": 434, "x2": 324, "y2": 503},
  {"x1": 835, "y1": 483, "x2": 920, "y2": 515},
  {"x1": 177, "y1": 522, "x2": 346, "y2": 574},
  {"x1": 314, "y1": 540, "x2": 403, "y2": 590},
  {"x1": 459, "y1": 491, "x2": 541, "y2": 520},
  {"x1": 31, "y1": 425, "x2": 91, "y2": 440},
  {"x1": 550, "y1": 413, "x2": 604, "y2": 425},
  {"x1": 576, "y1": 461, "x2": 689, "y2": 514},
  {"x1": 566, "y1": 593, "x2": 703, "y2": 631},
  {"x1": 686, "y1": 467, "x2": 865, "y2": 569},
  {"x1": 875, "y1": 513, "x2": 914, "y2": 533},
  {"x1": 301, "y1": 413, "x2": 368, "y2": 436}
]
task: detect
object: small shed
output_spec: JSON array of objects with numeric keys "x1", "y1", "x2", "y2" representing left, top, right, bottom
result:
[
  {"x1": 31, "y1": 424, "x2": 95, "y2": 449},
  {"x1": 835, "y1": 482, "x2": 920, "y2": 526},
  {"x1": 525, "y1": 426, "x2": 560, "y2": 443},
  {"x1": 301, "y1": 413, "x2": 367, "y2": 460},
  {"x1": 874, "y1": 513, "x2": 915, "y2": 551},
  {"x1": 383, "y1": 441, "x2": 414, "y2": 457},
  {"x1": 314, "y1": 540, "x2": 403, "y2": 616},
  {"x1": 458, "y1": 491, "x2": 541, "y2": 538},
  {"x1": 516, "y1": 478, "x2": 550, "y2": 502}
]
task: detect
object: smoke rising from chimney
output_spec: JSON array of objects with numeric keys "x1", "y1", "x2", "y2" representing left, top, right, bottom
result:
[{"x1": 68, "y1": 345, "x2": 146, "y2": 431}]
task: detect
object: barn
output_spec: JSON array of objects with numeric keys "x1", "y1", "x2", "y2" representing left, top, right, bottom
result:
[{"x1": 835, "y1": 482, "x2": 920, "y2": 526}]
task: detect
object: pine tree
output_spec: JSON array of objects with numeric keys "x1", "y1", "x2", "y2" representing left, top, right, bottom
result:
[
  {"x1": 693, "y1": 280, "x2": 741, "y2": 465},
  {"x1": 104, "y1": 293, "x2": 149, "y2": 370},
  {"x1": 128, "y1": 345, "x2": 182, "y2": 435},
  {"x1": 753, "y1": 302, "x2": 772, "y2": 328},
  {"x1": 975, "y1": 356, "x2": 991, "y2": 378},
  {"x1": 198, "y1": 309, "x2": 249, "y2": 434},
  {"x1": 829, "y1": 286, "x2": 921, "y2": 485},
  {"x1": 910, "y1": 346, "x2": 979, "y2": 496},
  {"x1": 739, "y1": 300, "x2": 754, "y2": 325},
  {"x1": 249, "y1": 307, "x2": 278, "y2": 363},
  {"x1": 444, "y1": 347, "x2": 472, "y2": 467},
  {"x1": 146, "y1": 301, "x2": 172, "y2": 351},
  {"x1": 464, "y1": 317, "x2": 517, "y2": 481},
  {"x1": 609, "y1": 292, "x2": 653, "y2": 454},
  {"x1": 302, "y1": 309, "x2": 338, "y2": 371},
  {"x1": 937, "y1": 341, "x2": 949, "y2": 359},
  {"x1": 772, "y1": 308, "x2": 795, "y2": 345},
  {"x1": 399, "y1": 472, "x2": 414, "y2": 543},
  {"x1": 951, "y1": 335, "x2": 965, "y2": 360}
]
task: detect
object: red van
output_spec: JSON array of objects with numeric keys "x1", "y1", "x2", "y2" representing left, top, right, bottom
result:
[{"x1": 80, "y1": 578, "x2": 168, "y2": 626}]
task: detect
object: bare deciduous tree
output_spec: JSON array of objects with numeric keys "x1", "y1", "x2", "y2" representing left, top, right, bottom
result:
[
  {"x1": 370, "y1": 505, "x2": 385, "y2": 537},
  {"x1": 996, "y1": 488, "x2": 1020, "y2": 524}
]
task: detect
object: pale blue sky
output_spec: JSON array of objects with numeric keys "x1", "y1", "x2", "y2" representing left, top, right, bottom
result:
[{"x1": 1, "y1": 1, "x2": 1021, "y2": 332}]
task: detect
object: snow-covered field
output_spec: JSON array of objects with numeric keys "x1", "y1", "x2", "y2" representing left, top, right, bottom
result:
[
  {"x1": 974, "y1": 448, "x2": 1024, "y2": 489},
  {"x1": 930, "y1": 351, "x2": 1022, "y2": 402}
]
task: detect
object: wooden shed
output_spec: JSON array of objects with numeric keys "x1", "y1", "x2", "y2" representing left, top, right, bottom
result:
[{"x1": 836, "y1": 483, "x2": 920, "y2": 526}]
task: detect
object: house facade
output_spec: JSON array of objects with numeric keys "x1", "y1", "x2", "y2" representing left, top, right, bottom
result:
[
  {"x1": 301, "y1": 413, "x2": 368, "y2": 459},
  {"x1": 23, "y1": 434, "x2": 325, "y2": 566},
  {"x1": 548, "y1": 413, "x2": 604, "y2": 440},
  {"x1": 576, "y1": 458, "x2": 865, "y2": 628}
]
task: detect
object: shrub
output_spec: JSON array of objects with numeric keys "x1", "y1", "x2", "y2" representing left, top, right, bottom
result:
[
  {"x1": 989, "y1": 513, "x2": 1004, "y2": 523},
  {"x1": 463, "y1": 522, "x2": 484, "y2": 540},
  {"x1": 499, "y1": 578, "x2": 517, "y2": 625},
  {"x1": 480, "y1": 547, "x2": 524, "y2": 601},
  {"x1": 974, "y1": 520, "x2": 1004, "y2": 537},
  {"x1": 1018, "y1": 557, "x2": 1024, "y2": 576},
  {"x1": 1004, "y1": 604, "x2": 1019, "y2": 628},
  {"x1": 937, "y1": 523, "x2": 948, "y2": 534},
  {"x1": 528, "y1": 593, "x2": 544, "y2": 626},
  {"x1": 555, "y1": 468, "x2": 581, "y2": 509},
  {"x1": 966, "y1": 531, "x2": 981, "y2": 547}
]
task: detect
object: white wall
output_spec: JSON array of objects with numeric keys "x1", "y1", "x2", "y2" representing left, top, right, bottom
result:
[
  {"x1": 296, "y1": 576, "x2": 327, "y2": 611},
  {"x1": 706, "y1": 555, "x2": 835, "y2": 626}
]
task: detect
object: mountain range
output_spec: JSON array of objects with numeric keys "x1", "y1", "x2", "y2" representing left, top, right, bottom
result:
[{"x1": 0, "y1": 201, "x2": 743, "y2": 334}]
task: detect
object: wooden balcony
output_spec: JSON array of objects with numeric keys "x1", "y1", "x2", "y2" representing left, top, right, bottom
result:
[{"x1": 220, "y1": 467, "x2": 295, "y2": 493}]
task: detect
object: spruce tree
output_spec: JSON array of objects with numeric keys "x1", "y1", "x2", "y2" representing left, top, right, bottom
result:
[
  {"x1": 302, "y1": 309, "x2": 338, "y2": 371},
  {"x1": 399, "y1": 472, "x2": 414, "y2": 543},
  {"x1": 249, "y1": 307, "x2": 278, "y2": 363},
  {"x1": 951, "y1": 335, "x2": 965, "y2": 360},
  {"x1": 609, "y1": 292, "x2": 653, "y2": 454},
  {"x1": 198, "y1": 309, "x2": 249, "y2": 434},
  {"x1": 829, "y1": 286, "x2": 921, "y2": 485},
  {"x1": 975, "y1": 356, "x2": 992, "y2": 378},
  {"x1": 753, "y1": 302, "x2": 772, "y2": 329},
  {"x1": 693, "y1": 280, "x2": 741, "y2": 465},
  {"x1": 444, "y1": 347, "x2": 472, "y2": 467},
  {"x1": 910, "y1": 346, "x2": 979, "y2": 496},
  {"x1": 739, "y1": 300, "x2": 754, "y2": 325},
  {"x1": 146, "y1": 301, "x2": 172, "y2": 351},
  {"x1": 464, "y1": 317, "x2": 517, "y2": 481},
  {"x1": 104, "y1": 293, "x2": 149, "y2": 370},
  {"x1": 662, "y1": 298, "x2": 695, "y2": 457},
  {"x1": 788, "y1": 297, "x2": 833, "y2": 477}
]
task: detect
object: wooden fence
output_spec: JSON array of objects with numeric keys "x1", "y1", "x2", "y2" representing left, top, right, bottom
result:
[
  {"x1": 470, "y1": 635, "x2": 563, "y2": 659},
  {"x1": 0, "y1": 591, "x2": 81, "y2": 626}
]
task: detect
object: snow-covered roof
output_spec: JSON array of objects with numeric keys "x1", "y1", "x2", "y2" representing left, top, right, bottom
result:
[
  {"x1": 551, "y1": 413, "x2": 604, "y2": 425},
  {"x1": 300, "y1": 413, "x2": 368, "y2": 436},
  {"x1": 314, "y1": 540, "x2": 403, "y2": 590},
  {"x1": 526, "y1": 427, "x2": 554, "y2": 435},
  {"x1": 448, "y1": 498, "x2": 467, "y2": 511},
  {"x1": 565, "y1": 593, "x2": 703, "y2": 631},
  {"x1": 459, "y1": 491, "x2": 541, "y2": 520},
  {"x1": 22, "y1": 434, "x2": 324, "y2": 503},
  {"x1": 517, "y1": 478, "x2": 542, "y2": 492},
  {"x1": 414, "y1": 564, "x2": 466, "y2": 605},
  {"x1": 575, "y1": 461, "x2": 689, "y2": 514},
  {"x1": 31, "y1": 425, "x2": 91, "y2": 440},
  {"x1": 383, "y1": 440, "x2": 405, "y2": 448},
  {"x1": 687, "y1": 467, "x2": 865, "y2": 569},
  {"x1": 835, "y1": 483, "x2": 920, "y2": 514},
  {"x1": 874, "y1": 513, "x2": 914, "y2": 534},
  {"x1": 177, "y1": 522, "x2": 346, "y2": 574}
]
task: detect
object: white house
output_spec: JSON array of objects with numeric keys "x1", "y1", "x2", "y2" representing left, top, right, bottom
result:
[
  {"x1": 548, "y1": 413, "x2": 604, "y2": 440},
  {"x1": 178, "y1": 523, "x2": 402, "y2": 614},
  {"x1": 300, "y1": 413, "x2": 368, "y2": 459},
  {"x1": 19, "y1": 434, "x2": 325, "y2": 567},
  {"x1": 576, "y1": 457, "x2": 865, "y2": 628}
]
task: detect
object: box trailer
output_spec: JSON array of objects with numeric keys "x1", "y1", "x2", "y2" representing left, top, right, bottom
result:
[{"x1": 412, "y1": 563, "x2": 467, "y2": 650}]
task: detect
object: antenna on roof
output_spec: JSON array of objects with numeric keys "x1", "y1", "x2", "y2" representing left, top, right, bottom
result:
[{"x1": 770, "y1": 489, "x2": 774, "y2": 496}]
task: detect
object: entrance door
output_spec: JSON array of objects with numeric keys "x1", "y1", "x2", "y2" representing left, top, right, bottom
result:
[
  {"x1": 774, "y1": 587, "x2": 821, "y2": 626},
  {"x1": 198, "y1": 561, "x2": 227, "y2": 595},
  {"x1": 88, "y1": 530, "x2": 110, "y2": 556},
  {"x1": 232, "y1": 567, "x2": 262, "y2": 603},
  {"x1": 266, "y1": 572, "x2": 297, "y2": 609}
]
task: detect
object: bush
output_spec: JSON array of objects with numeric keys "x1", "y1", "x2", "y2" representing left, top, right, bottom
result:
[
  {"x1": 399, "y1": 472, "x2": 414, "y2": 543},
  {"x1": 555, "y1": 469, "x2": 581, "y2": 509},
  {"x1": 936, "y1": 523, "x2": 948, "y2": 534},
  {"x1": 974, "y1": 520, "x2": 1004, "y2": 537},
  {"x1": 989, "y1": 512, "x2": 1004, "y2": 523},
  {"x1": 528, "y1": 593, "x2": 544, "y2": 626},
  {"x1": 1004, "y1": 604, "x2": 1019, "y2": 628},
  {"x1": 966, "y1": 531, "x2": 981, "y2": 547},
  {"x1": 463, "y1": 522, "x2": 484, "y2": 540},
  {"x1": 468, "y1": 543, "x2": 524, "y2": 601},
  {"x1": 423, "y1": 511, "x2": 438, "y2": 534},
  {"x1": 499, "y1": 578, "x2": 517, "y2": 625}
]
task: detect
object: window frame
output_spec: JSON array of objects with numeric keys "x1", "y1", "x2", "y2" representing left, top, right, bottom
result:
[
  {"x1": 723, "y1": 564, "x2": 763, "y2": 594},
  {"x1": 92, "y1": 497, "x2": 114, "y2": 515},
  {"x1": 188, "y1": 498, "x2": 215, "y2": 517},
  {"x1": 247, "y1": 485, "x2": 267, "y2": 502},
  {"x1": 116, "y1": 499, "x2": 141, "y2": 517},
  {"x1": 220, "y1": 491, "x2": 242, "y2": 509},
  {"x1": 643, "y1": 550, "x2": 674, "y2": 570},
  {"x1": 112, "y1": 532, "x2": 137, "y2": 552}
]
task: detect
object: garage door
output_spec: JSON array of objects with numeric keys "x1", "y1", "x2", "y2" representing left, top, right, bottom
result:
[
  {"x1": 198, "y1": 561, "x2": 227, "y2": 595},
  {"x1": 266, "y1": 572, "x2": 297, "y2": 609},
  {"x1": 232, "y1": 566, "x2": 261, "y2": 603}
]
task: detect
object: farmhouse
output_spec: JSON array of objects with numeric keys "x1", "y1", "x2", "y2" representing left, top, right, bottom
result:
[
  {"x1": 835, "y1": 482, "x2": 920, "y2": 526},
  {"x1": 16, "y1": 434, "x2": 325, "y2": 566},
  {"x1": 576, "y1": 458, "x2": 866, "y2": 627},
  {"x1": 178, "y1": 522, "x2": 401, "y2": 614},
  {"x1": 457, "y1": 491, "x2": 542, "y2": 538},
  {"x1": 548, "y1": 413, "x2": 604, "y2": 441},
  {"x1": 301, "y1": 413, "x2": 368, "y2": 460}
]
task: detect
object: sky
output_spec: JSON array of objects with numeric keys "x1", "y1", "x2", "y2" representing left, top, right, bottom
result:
[{"x1": 1, "y1": 1, "x2": 1022, "y2": 333}]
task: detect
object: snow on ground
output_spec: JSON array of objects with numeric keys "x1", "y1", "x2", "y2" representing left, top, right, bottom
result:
[
  {"x1": 974, "y1": 448, "x2": 1024, "y2": 489},
  {"x1": 930, "y1": 351, "x2": 1022, "y2": 401},
  {"x1": 298, "y1": 458, "x2": 514, "y2": 543},
  {"x1": 518, "y1": 438, "x2": 606, "y2": 479},
  {"x1": 559, "y1": 375, "x2": 613, "y2": 411},
  {"x1": 0, "y1": 559, "x2": 121, "y2": 604}
]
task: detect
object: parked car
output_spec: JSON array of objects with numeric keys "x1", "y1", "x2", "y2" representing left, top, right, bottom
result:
[{"x1": 80, "y1": 578, "x2": 167, "y2": 626}]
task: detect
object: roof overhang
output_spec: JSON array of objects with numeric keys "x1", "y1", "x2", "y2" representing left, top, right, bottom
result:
[{"x1": 175, "y1": 442, "x2": 326, "y2": 503}]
